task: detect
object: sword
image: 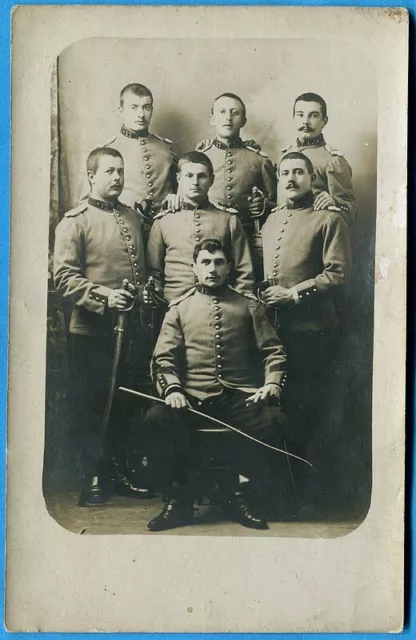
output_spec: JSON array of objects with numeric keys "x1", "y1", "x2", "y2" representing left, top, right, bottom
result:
[
  {"x1": 101, "y1": 279, "x2": 136, "y2": 440},
  {"x1": 119, "y1": 386, "x2": 313, "y2": 467}
]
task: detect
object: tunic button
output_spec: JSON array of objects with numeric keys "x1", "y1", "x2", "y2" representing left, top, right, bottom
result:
[
  {"x1": 146, "y1": 174, "x2": 151, "y2": 179},
  {"x1": 195, "y1": 222, "x2": 200, "y2": 226},
  {"x1": 226, "y1": 186, "x2": 231, "y2": 191},
  {"x1": 120, "y1": 219, "x2": 125, "y2": 224},
  {"x1": 227, "y1": 177, "x2": 232, "y2": 182},
  {"x1": 218, "y1": 373, "x2": 223, "y2": 378},
  {"x1": 288, "y1": 213, "x2": 292, "y2": 217},
  {"x1": 115, "y1": 212, "x2": 120, "y2": 217},
  {"x1": 213, "y1": 298, "x2": 218, "y2": 303},
  {"x1": 126, "y1": 236, "x2": 131, "y2": 241},
  {"x1": 144, "y1": 156, "x2": 150, "y2": 161},
  {"x1": 278, "y1": 236, "x2": 282, "y2": 240},
  {"x1": 148, "y1": 182, "x2": 153, "y2": 187},
  {"x1": 227, "y1": 161, "x2": 232, "y2": 166},
  {"x1": 133, "y1": 262, "x2": 138, "y2": 267},
  {"x1": 214, "y1": 315, "x2": 219, "y2": 320},
  {"x1": 145, "y1": 165, "x2": 151, "y2": 170},
  {"x1": 149, "y1": 192, "x2": 154, "y2": 197},
  {"x1": 195, "y1": 213, "x2": 200, "y2": 218},
  {"x1": 283, "y1": 221, "x2": 288, "y2": 224},
  {"x1": 131, "y1": 254, "x2": 136, "y2": 259},
  {"x1": 276, "y1": 245, "x2": 280, "y2": 249},
  {"x1": 217, "y1": 364, "x2": 222, "y2": 369},
  {"x1": 215, "y1": 325, "x2": 220, "y2": 330},
  {"x1": 215, "y1": 334, "x2": 220, "y2": 339},
  {"x1": 227, "y1": 169, "x2": 232, "y2": 173},
  {"x1": 217, "y1": 355, "x2": 222, "y2": 359},
  {"x1": 226, "y1": 195, "x2": 231, "y2": 199}
]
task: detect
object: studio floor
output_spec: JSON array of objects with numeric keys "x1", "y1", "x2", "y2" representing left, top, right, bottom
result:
[{"x1": 44, "y1": 491, "x2": 361, "y2": 538}]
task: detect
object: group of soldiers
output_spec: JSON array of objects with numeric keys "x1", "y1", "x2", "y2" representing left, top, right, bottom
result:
[{"x1": 53, "y1": 83, "x2": 356, "y2": 531}]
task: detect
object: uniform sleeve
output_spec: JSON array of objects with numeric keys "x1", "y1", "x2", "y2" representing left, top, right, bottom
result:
[
  {"x1": 260, "y1": 158, "x2": 278, "y2": 210},
  {"x1": 229, "y1": 215, "x2": 255, "y2": 294},
  {"x1": 326, "y1": 155, "x2": 357, "y2": 228},
  {"x1": 53, "y1": 217, "x2": 113, "y2": 314},
  {"x1": 151, "y1": 305, "x2": 185, "y2": 397},
  {"x1": 146, "y1": 220, "x2": 166, "y2": 284},
  {"x1": 249, "y1": 301, "x2": 287, "y2": 388},
  {"x1": 293, "y1": 215, "x2": 351, "y2": 302}
]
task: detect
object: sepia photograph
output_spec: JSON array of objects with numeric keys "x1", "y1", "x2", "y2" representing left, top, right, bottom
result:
[
  {"x1": 7, "y1": 6, "x2": 406, "y2": 632},
  {"x1": 44, "y1": 35, "x2": 375, "y2": 536}
]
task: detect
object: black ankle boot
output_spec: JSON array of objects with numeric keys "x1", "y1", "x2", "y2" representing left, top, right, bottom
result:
[
  {"x1": 147, "y1": 498, "x2": 195, "y2": 532},
  {"x1": 79, "y1": 474, "x2": 110, "y2": 507},
  {"x1": 226, "y1": 492, "x2": 269, "y2": 530},
  {"x1": 112, "y1": 457, "x2": 155, "y2": 499}
]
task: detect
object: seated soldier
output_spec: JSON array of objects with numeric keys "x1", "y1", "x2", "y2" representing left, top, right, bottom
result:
[
  {"x1": 142, "y1": 238, "x2": 287, "y2": 531},
  {"x1": 145, "y1": 151, "x2": 254, "y2": 304}
]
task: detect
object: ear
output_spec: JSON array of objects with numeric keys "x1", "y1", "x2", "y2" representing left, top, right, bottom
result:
[
  {"x1": 209, "y1": 173, "x2": 215, "y2": 187},
  {"x1": 310, "y1": 172, "x2": 316, "y2": 185},
  {"x1": 118, "y1": 105, "x2": 123, "y2": 117},
  {"x1": 192, "y1": 261, "x2": 198, "y2": 277},
  {"x1": 241, "y1": 115, "x2": 247, "y2": 128},
  {"x1": 322, "y1": 116, "x2": 328, "y2": 128},
  {"x1": 226, "y1": 261, "x2": 233, "y2": 276},
  {"x1": 87, "y1": 170, "x2": 95, "y2": 185},
  {"x1": 210, "y1": 112, "x2": 216, "y2": 127}
]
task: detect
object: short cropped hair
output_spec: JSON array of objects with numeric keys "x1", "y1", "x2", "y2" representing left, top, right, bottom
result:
[
  {"x1": 86, "y1": 147, "x2": 123, "y2": 175},
  {"x1": 120, "y1": 83, "x2": 153, "y2": 107},
  {"x1": 193, "y1": 238, "x2": 232, "y2": 264},
  {"x1": 293, "y1": 92, "x2": 327, "y2": 119},
  {"x1": 279, "y1": 151, "x2": 314, "y2": 175},
  {"x1": 178, "y1": 151, "x2": 214, "y2": 178},
  {"x1": 212, "y1": 92, "x2": 246, "y2": 118}
]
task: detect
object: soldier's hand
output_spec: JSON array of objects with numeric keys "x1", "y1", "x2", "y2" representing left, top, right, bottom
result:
[
  {"x1": 261, "y1": 285, "x2": 294, "y2": 307},
  {"x1": 248, "y1": 187, "x2": 265, "y2": 218},
  {"x1": 143, "y1": 277, "x2": 164, "y2": 306},
  {"x1": 162, "y1": 194, "x2": 183, "y2": 213},
  {"x1": 313, "y1": 191, "x2": 336, "y2": 211},
  {"x1": 246, "y1": 384, "x2": 281, "y2": 406},
  {"x1": 165, "y1": 391, "x2": 189, "y2": 409},
  {"x1": 107, "y1": 288, "x2": 134, "y2": 310}
]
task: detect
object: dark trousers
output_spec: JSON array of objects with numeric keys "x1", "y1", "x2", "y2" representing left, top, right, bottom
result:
[
  {"x1": 280, "y1": 329, "x2": 345, "y2": 502},
  {"x1": 141, "y1": 389, "x2": 287, "y2": 501},
  {"x1": 67, "y1": 308, "x2": 153, "y2": 483}
]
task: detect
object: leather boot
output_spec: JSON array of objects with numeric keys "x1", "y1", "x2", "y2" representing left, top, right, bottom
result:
[
  {"x1": 147, "y1": 498, "x2": 195, "y2": 532},
  {"x1": 79, "y1": 474, "x2": 110, "y2": 507},
  {"x1": 112, "y1": 457, "x2": 155, "y2": 499},
  {"x1": 226, "y1": 492, "x2": 269, "y2": 530}
]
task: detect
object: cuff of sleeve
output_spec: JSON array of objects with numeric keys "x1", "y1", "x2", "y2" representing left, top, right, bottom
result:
[
  {"x1": 164, "y1": 384, "x2": 183, "y2": 399},
  {"x1": 265, "y1": 371, "x2": 287, "y2": 390},
  {"x1": 293, "y1": 279, "x2": 319, "y2": 302},
  {"x1": 85, "y1": 285, "x2": 112, "y2": 314}
]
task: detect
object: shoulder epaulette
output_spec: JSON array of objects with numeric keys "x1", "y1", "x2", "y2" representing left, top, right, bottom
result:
[
  {"x1": 245, "y1": 142, "x2": 268, "y2": 158},
  {"x1": 65, "y1": 203, "x2": 88, "y2": 218},
  {"x1": 103, "y1": 134, "x2": 117, "y2": 147},
  {"x1": 325, "y1": 144, "x2": 345, "y2": 158},
  {"x1": 280, "y1": 144, "x2": 295, "y2": 156},
  {"x1": 195, "y1": 139, "x2": 215, "y2": 152},
  {"x1": 168, "y1": 287, "x2": 196, "y2": 307},
  {"x1": 153, "y1": 133, "x2": 173, "y2": 144},
  {"x1": 153, "y1": 209, "x2": 171, "y2": 221}
]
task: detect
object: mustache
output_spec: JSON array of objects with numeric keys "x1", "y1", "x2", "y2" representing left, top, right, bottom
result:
[{"x1": 286, "y1": 182, "x2": 299, "y2": 189}]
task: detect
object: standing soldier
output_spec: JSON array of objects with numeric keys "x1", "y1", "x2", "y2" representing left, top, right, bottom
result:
[
  {"x1": 55, "y1": 147, "x2": 152, "y2": 506},
  {"x1": 260, "y1": 151, "x2": 351, "y2": 506},
  {"x1": 146, "y1": 151, "x2": 254, "y2": 304},
  {"x1": 195, "y1": 93, "x2": 277, "y2": 277},
  {"x1": 279, "y1": 92, "x2": 357, "y2": 228},
  {"x1": 80, "y1": 83, "x2": 177, "y2": 220}
]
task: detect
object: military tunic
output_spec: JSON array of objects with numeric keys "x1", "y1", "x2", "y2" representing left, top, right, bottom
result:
[
  {"x1": 54, "y1": 197, "x2": 146, "y2": 337},
  {"x1": 147, "y1": 200, "x2": 254, "y2": 303},
  {"x1": 153, "y1": 285, "x2": 286, "y2": 401},
  {"x1": 196, "y1": 138, "x2": 277, "y2": 231},
  {"x1": 261, "y1": 193, "x2": 351, "y2": 333},
  {"x1": 279, "y1": 134, "x2": 357, "y2": 228},
  {"x1": 80, "y1": 127, "x2": 177, "y2": 216}
]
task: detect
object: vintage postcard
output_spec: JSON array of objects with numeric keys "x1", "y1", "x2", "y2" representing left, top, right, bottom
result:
[{"x1": 7, "y1": 5, "x2": 407, "y2": 632}]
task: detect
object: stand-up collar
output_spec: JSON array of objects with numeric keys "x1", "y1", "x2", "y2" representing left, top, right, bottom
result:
[
  {"x1": 286, "y1": 191, "x2": 315, "y2": 210},
  {"x1": 180, "y1": 199, "x2": 210, "y2": 211},
  {"x1": 296, "y1": 133, "x2": 325, "y2": 148},
  {"x1": 214, "y1": 138, "x2": 243, "y2": 150},
  {"x1": 88, "y1": 197, "x2": 118, "y2": 212},
  {"x1": 121, "y1": 125, "x2": 149, "y2": 139},
  {"x1": 197, "y1": 283, "x2": 229, "y2": 297}
]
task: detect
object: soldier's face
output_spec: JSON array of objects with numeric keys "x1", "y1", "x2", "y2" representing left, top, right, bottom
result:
[
  {"x1": 279, "y1": 159, "x2": 314, "y2": 200},
  {"x1": 210, "y1": 97, "x2": 246, "y2": 140},
  {"x1": 293, "y1": 100, "x2": 328, "y2": 140},
  {"x1": 88, "y1": 155, "x2": 124, "y2": 202},
  {"x1": 178, "y1": 162, "x2": 214, "y2": 203},
  {"x1": 193, "y1": 250, "x2": 232, "y2": 288},
  {"x1": 119, "y1": 92, "x2": 153, "y2": 132}
]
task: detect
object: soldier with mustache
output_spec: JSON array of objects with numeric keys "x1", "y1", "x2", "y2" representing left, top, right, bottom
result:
[{"x1": 279, "y1": 93, "x2": 357, "y2": 229}]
